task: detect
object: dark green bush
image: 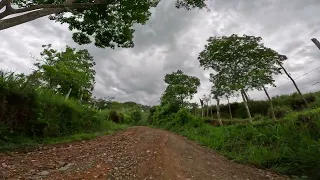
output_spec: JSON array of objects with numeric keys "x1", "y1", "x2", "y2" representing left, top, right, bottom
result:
[
  {"x1": 109, "y1": 110, "x2": 123, "y2": 123},
  {"x1": 288, "y1": 96, "x2": 307, "y2": 110},
  {"x1": 305, "y1": 94, "x2": 316, "y2": 103},
  {"x1": 0, "y1": 72, "x2": 104, "y2": 138},
  {"x1": 268, "y1": 106, "x2": 292, "y2": 119},
  {"x1": 130, "y1": 110, "x2": 142, "y2": 122}
]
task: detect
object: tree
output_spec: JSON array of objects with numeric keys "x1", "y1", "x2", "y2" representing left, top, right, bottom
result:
[
  {"x1": 34, "y1": 44, "x2": 96, "y2": 101},
  {"x1": 161, "y1": 70, "x2": 200, "y2": 107},
  {"x1": 92, "y1": 96, "x2": 115, "y2": 109},
  {"x1": 199, "y1": 98, "x2": 204, "y2": 118},
  {"x1": 277, "y1": 55, "x2": 309, "y2": 108},
  {"x1": 211, "y1": 87, "x2": 222, "y2": 125},
  {"x1": 202, "y1": 94, "x2": 210, "y2": 117},
  {"x1": 225, "y1": 94, "x2": 232, "y2": 119},
  {"x1": 198, "y1": 34, "x2": 285, "y2": 121},
  {"x1": 0, "y1": 0, "x2": 208, "y2": 48}
]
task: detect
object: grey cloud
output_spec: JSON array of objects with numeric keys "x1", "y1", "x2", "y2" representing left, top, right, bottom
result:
[{"x1": 2, "y1": 0, "x2": 320, "y2": 106}]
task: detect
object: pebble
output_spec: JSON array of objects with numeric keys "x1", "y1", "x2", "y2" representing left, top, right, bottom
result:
[{"x1": 38, "y1": 171, "x2": 50, "y2": 176}]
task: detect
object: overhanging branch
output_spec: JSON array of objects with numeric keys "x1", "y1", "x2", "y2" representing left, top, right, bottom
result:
[
  {"x1": 0, "y1": 1, "x2": 113, "y2": 19},
  {"x1": 0, "y1": 0, "x2": 9, "y2": 9},
  {"x1": 0, "y1": 8, "x2": 65, "y2": 30}
]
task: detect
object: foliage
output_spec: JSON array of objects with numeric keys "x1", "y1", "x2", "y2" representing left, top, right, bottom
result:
[
  {"x1": 1, "y1": 0, "x2": 209, "y2": 46},
  {"x1": 198, "y1": 34, "x2": 284, "y2": 94},
  {"x1": 130, "y1": 109, "x2": 143, "y2": 122},
  {"x1": 161, "y1": 70, "x2": 200, "y2": 106},
  {"x1": 0, "y1": 72, "x2": 105, "y2": 137},
  {"x1": 201, "y1": 91, "x2": 319, "y2": 120},
  {"x1": 108, "y1": 110, "x2": 124, "y2": 123},
  {"x1": 92, "y1": 96, "x2": 115, "y2": 109},
  {"x1": 287, "y1": 93, "x2": 316, "y2": 110},
  {"x1": 34, "y1": 44, "x2": 96, "y2": 101},
  {"x1": 269, "y1": 106, "x2": 292, "y2": 119},
  {"x1": 150, "y1": 107, "x2": 320, "y2": 178}
]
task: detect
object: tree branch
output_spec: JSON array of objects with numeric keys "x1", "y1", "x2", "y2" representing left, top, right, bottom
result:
[
  {"x1": 0, "y1": 1, "x2": 113, "y2": 19},
  {"x1": 0, "y1": 0, "x2": 9, "y2": 9},
  {"x1": 0, "y1": 8, "x2": 65, "y2": 30}
]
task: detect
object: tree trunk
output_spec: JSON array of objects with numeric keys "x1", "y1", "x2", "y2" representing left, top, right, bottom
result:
[
  {"x1": 277, "y1": 61, "x2": 309, "y2": 107},
  {"x1": 263, "y1": 86, "x2": 276, "y2": 121},
  {"x1": 65, "y1": 88, "x2": 72, "y2": 101},
  {"x1": 0, "y1": 95, "x2": 6, "y2": 122},
  {"x1": 206, "y1": 103, "x2": 209, "y2": 117},
  {"x1": 226, "y1": 96, "x2": 233, "y2": 119},
  {"x1": 216, "y1": 98, "x2": 222, "y2": 126},
  {"x1": 241, "y1": 89, "x2": 252, "y2": 122},
  {"x1": 244, "y1": 90, "x2": 250, "y2": 102},
  {"x1": 201, "y1": 106, "x2": 204, "y2": 118}
]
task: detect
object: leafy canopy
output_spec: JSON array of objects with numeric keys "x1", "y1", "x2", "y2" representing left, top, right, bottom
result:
[
  {"x1": 198, "y1": 34, "x2": 285, "y2": 93},
  {"x1": 33, "y1": 44, "x2": 96, "y2": 101},
  {"x1": 161, "y1": 70, "x2": 200, "y2": 105},
  {"x1": 0, "y1": 0, "x2": 209, "y2": 48}
]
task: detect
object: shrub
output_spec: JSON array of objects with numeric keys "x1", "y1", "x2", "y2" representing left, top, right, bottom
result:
[
  {"x1": 305, "y1": 94, "x2": 316, "y2": 103},
  {"x1": 296, "y1": 108, "x2": 320, "y2": 139},
  {"x1": 108, "y1": 110, "x2": 123, "y2": 123},
  {"x1": 130, "y1": 110, "x2": 142, "y2": 122},
  {"x1": 269, "y1": 106, "x2": 292, "y2": 119},
  {"x1": 0, "y1": 72, "x2": 105, "y2": 138}
]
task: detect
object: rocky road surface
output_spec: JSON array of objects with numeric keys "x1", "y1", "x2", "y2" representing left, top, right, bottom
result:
[{"x1": 0, "y1": 126, "x2": 287, "y2": 180}]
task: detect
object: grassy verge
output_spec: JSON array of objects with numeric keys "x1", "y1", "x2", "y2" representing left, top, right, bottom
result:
[
  {"x1": 150, "y1": 108, "x2": 320, "y2": 179},
  {"x1": 0, "y1": 121, "x2": 129, "y2": 152}
]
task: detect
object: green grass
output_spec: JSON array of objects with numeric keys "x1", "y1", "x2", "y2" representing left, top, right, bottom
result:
[
  {"x1": 0, "y1": 121, "x2": 129, "y2": 152},
  {"x1": 150, "y1": 107, "x2": 320, "y2": 179}
]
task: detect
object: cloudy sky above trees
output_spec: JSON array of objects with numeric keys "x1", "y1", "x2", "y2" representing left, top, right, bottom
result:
[{"x1": 1, "y1": 0, "x2": 320, "y2": 106}]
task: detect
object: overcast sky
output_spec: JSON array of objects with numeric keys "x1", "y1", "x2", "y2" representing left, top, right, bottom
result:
[{"x1": 1, "y1": 0, "x2": 320, "y2": 106}]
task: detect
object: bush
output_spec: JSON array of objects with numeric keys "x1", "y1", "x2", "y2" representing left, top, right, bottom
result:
[
  {"x1": 0, "y1": 72, "x2": 105, "y2": 138},
  {"x1": 130, "y1": 110, "x2": 142, "y2": 122},
  {"x1": 108, "y1": 110, "x2": 123, "y2": 123},
  {"x1": 305, "y1": 94, "x2": 316, "y2": 103},
  {"x1": 269, "y1": 106, "x2": 292, "y2": 119},
  {"x1": 296, "y1": 108, "x2": 320, "y2": 139}
]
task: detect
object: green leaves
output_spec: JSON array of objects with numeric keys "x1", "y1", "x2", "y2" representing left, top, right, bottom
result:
[
  {"x1": 33, "y1": 44, "x2": 96, "y2": 101},
  {"x1": 2, "y1": 0, "x2": 210, "y2": 48},
  {"x1": 161, "y1": 70, "x2": 200, "y2": 106},
  {"x1": 198, "y1": 34, "x2": 286, "y2": 96}
]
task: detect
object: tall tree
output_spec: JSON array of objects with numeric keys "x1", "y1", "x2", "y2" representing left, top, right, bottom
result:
[
  {"x1": 161, "y1": 70, "x2": 200, "y2": 107},
  {"x1": 276, "y1": 55, "x2": 309, "y2": 108},
  {"x1": 198, "y1": 34, "x2": 285, "y2": 121},
  {"x1": 34, "y1": 44, "x2": 96, "y2": 101},
  {"x1": 0, "y1": 0, "x2": 208, "y2": 48}
]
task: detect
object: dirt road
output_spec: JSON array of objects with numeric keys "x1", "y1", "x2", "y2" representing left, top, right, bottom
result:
[{"x1": 0, "y1": 126, "x2": 287, "y2": 180}]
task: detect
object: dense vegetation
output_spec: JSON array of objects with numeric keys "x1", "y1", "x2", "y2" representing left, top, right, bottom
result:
[
  {"x1": 1, "y1": 1, "x2": 319, "y2": 179},
  {"x1": 0, "y1": 46, "x2": 149, "y2": 151},
  {"x1": 147, "y1": 34, "x2": 320, "y2": 179}
]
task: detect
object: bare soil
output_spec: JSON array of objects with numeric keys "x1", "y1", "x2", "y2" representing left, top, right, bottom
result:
[{"x1": 0, "y1": 126, "x2": 288, "y2": 180}]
